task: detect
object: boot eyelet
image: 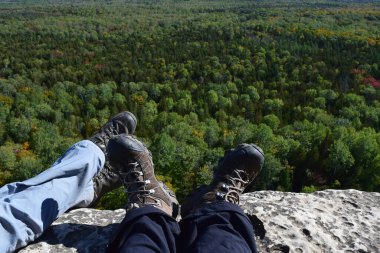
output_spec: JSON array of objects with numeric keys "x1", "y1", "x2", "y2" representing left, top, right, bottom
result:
[
  {"x1": 216, "y1": 191, "x2": 224, "y2": 200},
  {"x1": 221, "y1": 184, "x2": 229, "y2": 191}
]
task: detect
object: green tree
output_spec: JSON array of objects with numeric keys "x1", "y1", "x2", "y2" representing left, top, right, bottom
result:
[
  {"x1": 327, "y1": 139, "x2": 355, "y2": 182},
  {"x1": 0, "y1": 143, "x2": 18, "y2": 184}
]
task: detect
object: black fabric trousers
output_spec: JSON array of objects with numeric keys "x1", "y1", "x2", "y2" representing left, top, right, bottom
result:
[{"x1": 107, "y1": 201, "x2": 258, "y2": 253}]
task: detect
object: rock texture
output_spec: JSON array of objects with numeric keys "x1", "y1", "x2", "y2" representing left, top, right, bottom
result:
[
  {"x1": 18, "y1": 208, "x2": 126, "y2": 253},
  {"x1": 19, "y1": 190, "x2": 380, "y2": 253},
  {"x1": 240, "y1": 190, "x2": 380, "y2": 253}
]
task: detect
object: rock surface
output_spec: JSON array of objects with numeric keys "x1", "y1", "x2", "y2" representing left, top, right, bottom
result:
[
  {"x1": 19, "y1": 190, "x2": 380, "y2": 253},
  {"x1": 240, "y1": 190, "x2": 379, "y2": 253}
]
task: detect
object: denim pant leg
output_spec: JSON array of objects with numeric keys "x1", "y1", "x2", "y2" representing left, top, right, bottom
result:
[
  {"x1": 0, "y1": 140, "x2": 104, "y2": 253},
  {"x1": 178, "y1": 201, "x2": 258, "y2": 253},
  {"x1": 107, "y1": 206, "x2": 180, "y2": 253}
]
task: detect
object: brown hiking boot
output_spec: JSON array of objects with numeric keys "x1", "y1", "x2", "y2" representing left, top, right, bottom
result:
[
  {"x1": 87, "y1": 111, "x2": 137, "y2": 207},
  {"x1": 107, "y1": 134, "x2": 179, "y2": 218},
  {"x1": 181, "y1": 143, "x2": 264, "y2": 217}
]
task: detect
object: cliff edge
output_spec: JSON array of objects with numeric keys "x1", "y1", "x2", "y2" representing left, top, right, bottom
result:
[{"x1": 19, "y1": 190, "x2": 380, "y2": 253}]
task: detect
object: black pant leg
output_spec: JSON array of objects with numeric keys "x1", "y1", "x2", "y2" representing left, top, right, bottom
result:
[
  {"x1": 107, "y1": 206, "x2": 180, "y2": 253},
  {"x1": 177, "y1": 201, "x2": 258, "y2": 253}
]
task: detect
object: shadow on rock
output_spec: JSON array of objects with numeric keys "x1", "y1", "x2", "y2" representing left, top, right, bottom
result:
[{"x1": 30, "y1": 223, "x2": 120, "y2": 253}]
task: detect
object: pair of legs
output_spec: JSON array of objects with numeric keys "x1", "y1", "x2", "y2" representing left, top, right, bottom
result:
[
  {"x1": 105, "y1": 133, "x2": 264, "y2": 253},
  {"x1": 0, "y1": 111, "x2": 264, "y2": 253},
  {"x1": 108, "y1": 202, "x2": 257, "y2": 253}
]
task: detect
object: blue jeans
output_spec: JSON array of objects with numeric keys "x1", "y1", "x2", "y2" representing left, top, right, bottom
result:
[
  {"x1": 108, "y1": 201, "x2": 258, "y2": 253},
  {"x1": 0, "y1": 140, "x2": 104, "y2": 253}
]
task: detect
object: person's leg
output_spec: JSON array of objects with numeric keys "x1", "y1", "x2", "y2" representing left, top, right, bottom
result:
[
  {"x1": 0, "y1": 140, "x2": 104, "y2": 253},
  {"x1": 178, "y1": 201, "x2": 257, "y2": 253},
  {"x1": 107, "y1": 206, "x2": 180, "y2": 253},
  {"x1": 0, "y1": 111, "x2": 137, "y2": 253},
  {"x1": 106, "y1": 134, "x2": 180, "y2": 253},
  {"x1": 180, "y1": 143, "x2": 265, "y2": 253}
]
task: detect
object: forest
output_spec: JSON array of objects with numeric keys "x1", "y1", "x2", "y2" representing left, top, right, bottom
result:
[{"x1": 0, "y1": 0, "x2": 379, "y2": 209}]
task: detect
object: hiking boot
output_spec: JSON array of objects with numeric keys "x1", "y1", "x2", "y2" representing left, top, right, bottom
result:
[
  {"x1": 89, "y1": 111, "x2": 137, "y2": 152},
  {"x1": 88, "y1": 111, "x2": 137, "y2": 207},
  {"x1": 107, "y1": 134, "x2": 179, "y2": 218},
  {"x1": 159, "y1": 181, "x2": 181, "y2": 220},
  {"x1": 181, "y1": 143, "x2": 264, "y2": 217}
]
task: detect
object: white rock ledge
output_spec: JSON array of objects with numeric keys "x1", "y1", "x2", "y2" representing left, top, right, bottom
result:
[
  {"x1": 240, "y1": 190, "x2": 380, "y2": 253},
  {"x1": 18, "y1": 190, "x2": 380, "y2": 253}
]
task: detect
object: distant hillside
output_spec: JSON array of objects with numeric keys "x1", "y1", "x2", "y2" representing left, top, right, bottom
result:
[{"x1": 0, "y1": 0, "x2": 379, "y2": 209}]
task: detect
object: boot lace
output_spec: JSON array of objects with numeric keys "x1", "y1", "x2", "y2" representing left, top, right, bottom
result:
[
  {"x1": 119, "y1": 161, "x2": 160, "y2": 207},
  {"x1": 217, "y1": 168, "x2": 249, "y2": 204},
  {"x1": 91, "y1": 120, "x2": 125, "y2": 147}
]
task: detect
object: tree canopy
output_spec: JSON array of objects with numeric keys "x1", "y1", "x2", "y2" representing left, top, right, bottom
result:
[{"x1": 0, "y1": 0, "x2": 379, "y2": 208}]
